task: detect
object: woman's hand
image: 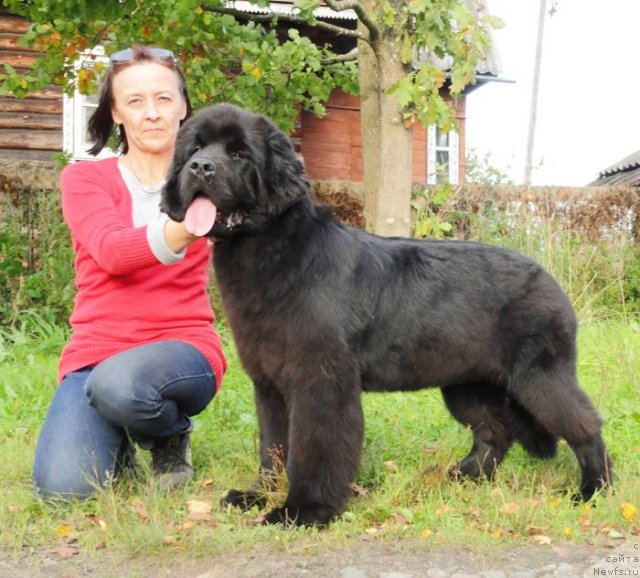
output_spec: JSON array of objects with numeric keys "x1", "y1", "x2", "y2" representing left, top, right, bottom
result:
[{"x1": 163, "y1": 219, "x2": 201, "y2": 253}]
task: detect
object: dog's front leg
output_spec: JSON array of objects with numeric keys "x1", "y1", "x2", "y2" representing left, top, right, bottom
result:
[
  {"x1": 263, "y1": 383, "x2": 364, "y2": 527},
  {"x1": 222, "y1": 381, "x2": 288, "y2": 511}
]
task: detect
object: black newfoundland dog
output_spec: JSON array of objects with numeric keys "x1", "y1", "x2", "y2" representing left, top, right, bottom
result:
[{"x1": 161, "y1": 103, "x2": 612, "y2": 526}]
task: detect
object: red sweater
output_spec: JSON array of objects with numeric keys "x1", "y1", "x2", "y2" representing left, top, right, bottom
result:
[{"x1": 58, "y1": 157, "x2": 226, "y2": 390}]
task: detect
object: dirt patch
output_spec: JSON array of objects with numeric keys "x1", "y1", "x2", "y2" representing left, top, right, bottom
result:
[{"x1": 1, "y1": 539, "x2": 635, "y2": 578}]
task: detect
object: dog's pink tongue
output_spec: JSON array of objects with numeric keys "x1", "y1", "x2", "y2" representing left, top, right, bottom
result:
[{"x1": 184, "y1": 197, "x2": 217, "y2": 236}]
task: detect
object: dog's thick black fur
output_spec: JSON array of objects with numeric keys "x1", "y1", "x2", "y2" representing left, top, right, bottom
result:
[{"x1": 161, "y1": 103, "x2": 612, "y2": 526}]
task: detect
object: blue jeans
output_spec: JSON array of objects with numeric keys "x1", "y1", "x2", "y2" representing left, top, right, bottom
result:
[{"x1": 33, "y1": 340, "x2": 216, "y2": 499}]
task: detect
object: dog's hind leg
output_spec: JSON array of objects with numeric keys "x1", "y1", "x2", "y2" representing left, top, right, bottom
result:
[
  {"x1": 441, "y1": 382, "x2": 515, "y2": 481},
  {"x1": 506, "y1": 395, "x2": 558, "y2": 460},
  {"x1": 222, "y1": 380, "x2": 289, "y2": 511},
  {"x1": 263, "y1": 383, "x2": 365, "y2": 527},
  {"x1": 510, "y1": 368, "x2": 613, "y2": 501}
]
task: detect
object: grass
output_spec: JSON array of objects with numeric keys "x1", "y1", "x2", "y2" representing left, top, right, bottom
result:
[{"x1": 1, "y1": 310, "x2": 639, "y2": 564}]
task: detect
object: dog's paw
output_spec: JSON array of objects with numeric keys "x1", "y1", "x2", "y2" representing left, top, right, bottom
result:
[
  {"x1": 221, "y1": 489, "x2": 266, "y2": 511},
  {"x1": 448, "y1": 456, "x2": 491, "y2": 481},
  {"x1": 262, "y1": 503, "x2": 336, "y2": 527}
]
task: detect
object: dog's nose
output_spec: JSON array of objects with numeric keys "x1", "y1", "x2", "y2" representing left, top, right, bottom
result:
[{"x1": 189, "y1": 157, "x2": 216, "y2": 178}]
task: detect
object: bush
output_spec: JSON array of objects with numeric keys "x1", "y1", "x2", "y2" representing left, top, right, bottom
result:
[
  {"x1": 2, "y1": 167, "x2": 639, "y2": 327},
  {"x1": 0, "y1": 172, "x2": 75, "y2": 327},
  {"x1": 411, "y1": 183, "x2": 640, "y2": 318}
]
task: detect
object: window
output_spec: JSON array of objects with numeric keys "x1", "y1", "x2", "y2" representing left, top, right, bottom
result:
[
  {"x1": 63, "y1": 48, "x2": 115, "y2": 161},
  {"x1": 427, "y1": 125, "x2": 459, "y2": 184}
]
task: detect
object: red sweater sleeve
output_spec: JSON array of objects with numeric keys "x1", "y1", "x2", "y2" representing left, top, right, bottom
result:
[
  {"x1": 61, "y1": 158, "x2": 159, "y2": 275},
  {"x1": 57, "y1": 157, "x2": 227, "y2": 390}
]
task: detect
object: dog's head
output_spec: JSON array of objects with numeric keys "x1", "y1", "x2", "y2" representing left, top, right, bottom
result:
[{"x1": 161, "y1": 103, "x2": 309, "y2": 238}]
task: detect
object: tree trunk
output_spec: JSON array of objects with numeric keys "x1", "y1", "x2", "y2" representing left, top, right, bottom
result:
[{"x1": 358, "y1": 26, "x2": 413, "y2": 237}]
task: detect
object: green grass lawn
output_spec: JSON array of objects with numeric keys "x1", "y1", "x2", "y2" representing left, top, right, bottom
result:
[{"x1": 0, "y1": 315, "x2": 638, "y2": 559}]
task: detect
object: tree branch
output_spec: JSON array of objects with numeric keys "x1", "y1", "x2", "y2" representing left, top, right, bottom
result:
[
  {"x1": 201, "y1": 2, "x2": 370, "y2": 43},
  {"x1": 322, "y1": 0, "x2": 378, "y2": 42},
  {"x1": 322, "y1": 47, "x2": 359, "y2": 64}
]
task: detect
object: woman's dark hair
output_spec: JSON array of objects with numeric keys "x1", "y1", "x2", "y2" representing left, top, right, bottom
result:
[{"x1": 86, "y1": 45, "x2": 192, "y2": 156}]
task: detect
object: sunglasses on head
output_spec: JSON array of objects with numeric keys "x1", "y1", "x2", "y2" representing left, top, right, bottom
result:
[{"x1": 109, "y1": 47, "x2": 176, "y2": 64}]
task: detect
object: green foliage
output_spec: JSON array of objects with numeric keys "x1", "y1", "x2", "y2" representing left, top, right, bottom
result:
[
  {"x1": 463, "y1": 203, "x2": 640, "y2": 319},
  {"x1": 52, "y1": 151, "x2": 73, "y2": 170},
  {"x1": 0, "y1": 185, "x2": 75, "y2": 327},
  {"x1": 621, "y1": 244, "x2": 640, "y2": 312},
  {"x1": 465, "y1": 148, "x2": 513, "y2": 186},
  {"x1": 411, "y1": 184, "x2": 456, "y2": 239},
  {"x1": 410, "y1": 185, "x2": 640, "y2": 317},
  {"x1": 387, "y1": 0, "x2": 502, "y2": 130},
  {"x1": 0, "y1": 0, "x2": 498, "y2": 133},
  {"x1": 0, "y1": 0, "x2": 360, "y2": 132}
]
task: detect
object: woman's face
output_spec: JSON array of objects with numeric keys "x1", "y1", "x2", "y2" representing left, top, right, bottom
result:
[{"x1": 111, "y1": 61, "x2": 187, "y2": 156}]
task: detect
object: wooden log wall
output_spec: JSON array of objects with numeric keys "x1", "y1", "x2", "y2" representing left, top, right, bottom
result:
[
  {"x1": 0, "y1": 9, "x2": 63, "y2": 162},
  {"x1": 301, "y1": 90, "x2": 468, "y2": 185}
]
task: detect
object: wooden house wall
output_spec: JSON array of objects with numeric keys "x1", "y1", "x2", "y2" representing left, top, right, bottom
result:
[
  {"x1": 301, "y1": 89, "x2": 467, "y2": 185},
  {"x1": 300, "y1": 91, "x2": 363, "y2": 181},
  {"x1": 0, "y1": 11, "x2": 63, "y2": 162}
]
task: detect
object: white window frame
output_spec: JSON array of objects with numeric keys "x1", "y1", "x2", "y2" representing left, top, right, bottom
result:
[
  {"x1": 427, "y1": 125, "x2": 459, "y2": 185},
  {"x1": 63, "y1": 47, "x2": 116, "y2": 161}
]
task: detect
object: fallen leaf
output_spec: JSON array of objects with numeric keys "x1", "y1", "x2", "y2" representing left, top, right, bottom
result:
[
  {"x1": 578, "y1": 512, "x2": 593, "y2": 529},
  {"x1": 466, "y1": 508, "x2": 482, "y2": 520},
  {"x1": 186, "y1": 499, "x2": 212, "y2": 521},
  {"x1": 389, "y1": 512, "x2": 407, "y2": 526},
  {"x1": 351, "y1": 483, "x2": 369, "y2": 497},
  {"x1": 131, "y1": 499, "x2": 149, "y2": 523},
  {"x1": 176, "y1": 520, "x2": 194, "y2": 531},
  {"x1": 365, "y1": 524, "x2": 387, "y2": 536},
  {"x1": 86, "y1": 514, "x2": 108, "y2": 531},
  {"x1": 621, "y1": 502, "x2": 637, "y2": 521},
  {"x1": 501, "y1": 502, "x2": 520, "y2": 514},
  {"x1": 435, "y1": 505, "x2": 452, "y2": 516},
  {"x1": 598, "y1": 523, "x2": 610, "y2": 534},
  {"x1": 531, "y1": 534, "x2": 552, "y2": 545},
  {"x1": 164, "y1": 536, "x2": 177, "y2": 545},
  {"x1": 383, "y1": 460, "x2": 399, "y2": 472}
]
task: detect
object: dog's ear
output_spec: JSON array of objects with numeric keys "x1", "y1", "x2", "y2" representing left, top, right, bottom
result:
[
  {"x1": 161, "y1": 118, "x2": 195, "y2": 221},
  {"x1": 257, "y1": 115, "x2": 309, "y2": 215}
]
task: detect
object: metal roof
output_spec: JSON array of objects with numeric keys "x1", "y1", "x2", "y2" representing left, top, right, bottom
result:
[
  {"x1": 228, "y1": 1, "x2": 357, "y2": 20},
  {"x1": 228, "y1": 0, "x2": 502, "y2": 78},
  {"x1": 590, "y1": 150, "x2": 640, "y2": 186}
]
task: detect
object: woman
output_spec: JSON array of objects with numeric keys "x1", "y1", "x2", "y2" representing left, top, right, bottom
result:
[{"x1": 33, "y1": 46, "x2": 226, "y2": 499}]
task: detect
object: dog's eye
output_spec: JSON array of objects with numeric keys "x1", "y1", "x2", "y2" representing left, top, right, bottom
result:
[
  {"x1": 231, "y1": 150, "x2": 248, "y2": 161},
  {"x1": 190, "y1": 144, "x2": 202, "y2": 155}
]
